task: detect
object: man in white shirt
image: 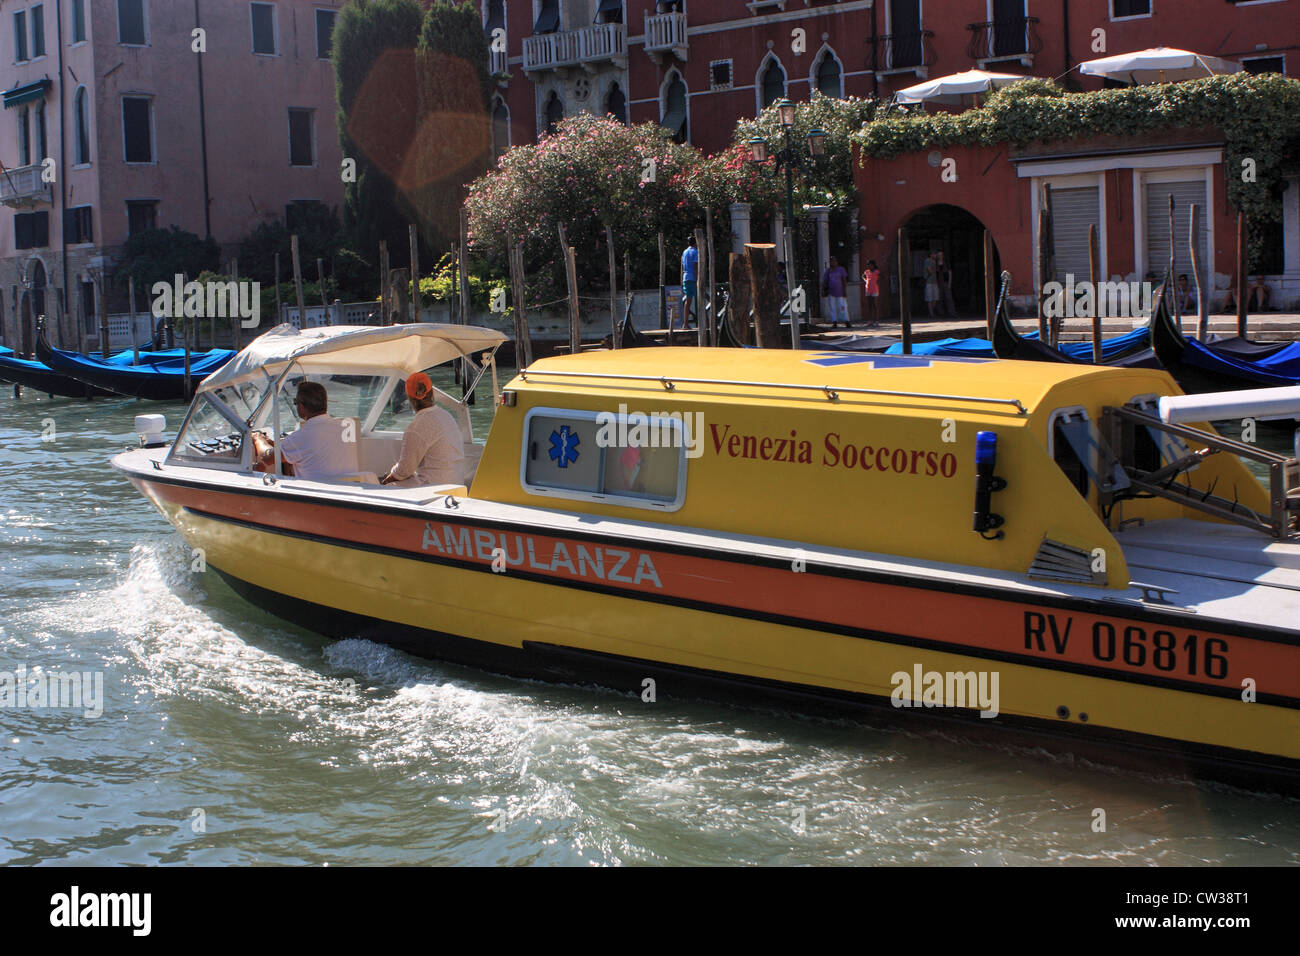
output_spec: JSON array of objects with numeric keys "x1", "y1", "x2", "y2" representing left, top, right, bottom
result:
[
  {"x1": 380, "y1": 372, "x2": 464, "y2": 487},
  {"x1": 260, "y1": 381, "x2": 354, "y2": 479}
]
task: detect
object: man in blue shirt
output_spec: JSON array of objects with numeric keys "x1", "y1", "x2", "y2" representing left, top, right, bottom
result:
[{"x1": 677, "y1": 236, "x2": 698, "y2": 331}]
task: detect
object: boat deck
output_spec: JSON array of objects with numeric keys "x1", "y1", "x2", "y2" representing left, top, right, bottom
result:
[{"x1": 1115, "y1": 519, "x2": 1300, "y2": 631}]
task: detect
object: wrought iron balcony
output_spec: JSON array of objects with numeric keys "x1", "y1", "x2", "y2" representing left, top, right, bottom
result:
[
  {"x1": 644, "y1": 11, "x2": 687, "y2": 62},
  {"x1": 524, "y1": 22, "x2": 627, "y2": 73},
  {"x1": 874, "y1": 30, "x2": 936, "y2": 75},
  {"x1": 0, "y1": 162, "x2": 52, "y2": 208},
  {"x1": 966, "y1": 17, "x2": 1041, "y2": 66}
]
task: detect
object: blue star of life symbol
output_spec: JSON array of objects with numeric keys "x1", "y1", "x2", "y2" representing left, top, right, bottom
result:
[{"x1": 549, "y1": 425, "x2": 580, "y2": 468}]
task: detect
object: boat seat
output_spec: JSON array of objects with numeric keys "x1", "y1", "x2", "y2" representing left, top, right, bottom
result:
[{"x1": 463, "y1": 442, "x2": 484, "y2": 486}]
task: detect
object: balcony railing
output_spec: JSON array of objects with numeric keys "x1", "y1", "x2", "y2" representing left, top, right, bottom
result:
[
  {"x1": 966, "y1": 17, "x2": 1041, "y2": 64},
  {"x1": 874, "y1": 30, "x2": 936, "y2": 73},
  {"x1": 0, "y1": 163, "x2": 52, "y2": 207},
  {"x1": 524, "y1": 22, "x2": 627, "y2": 72},
  {"x1": 489, "y1": 47, "x2": 508, "y2": 75},
  {"x1": 645, "y1": 11, "x2": 687, "y2": 59}
]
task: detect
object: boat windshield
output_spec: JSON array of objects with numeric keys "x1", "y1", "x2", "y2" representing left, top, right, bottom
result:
[
  {"x1": 172, "y1": 396, "x2": 245, "y2": 465},
  {"x1": 250, "y1": 372, "x2": 399, "y2": 435}
]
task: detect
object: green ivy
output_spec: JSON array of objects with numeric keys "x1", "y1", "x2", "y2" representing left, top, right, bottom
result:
[{"x1": 854, "y1": 73, "x2": 1300, "y2": 259}]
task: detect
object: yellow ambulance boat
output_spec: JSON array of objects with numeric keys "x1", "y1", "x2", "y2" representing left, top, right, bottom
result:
[{"x1": 112, "y1": 322, "x2": 1300, "y2": 791}]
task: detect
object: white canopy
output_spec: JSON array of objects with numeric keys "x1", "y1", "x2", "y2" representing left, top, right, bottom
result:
[
  {"x1": 198, "y1": 323, "x2": 508, "y2": 394},
  {"x1": 895, "y1": 69, "x2": 1030, "y2": 105},
  {"x1": 1078, "y1": 47, "x2": 1240, "y2": 85}
]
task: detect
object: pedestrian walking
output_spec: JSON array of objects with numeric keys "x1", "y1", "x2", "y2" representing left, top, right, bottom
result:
[
  {"x1": 861, "y1": 259, "x2": 880, "y2": 327},
  {"x1": 822, "y1": 256, "x2": 850, "y2": 328},
  {"x1": 677, "y1": 236, "x2": 699, "y2": 332}
]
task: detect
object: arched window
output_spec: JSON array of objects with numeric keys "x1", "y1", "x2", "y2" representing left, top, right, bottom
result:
[
  {"x1": 491, "y1": 97, "x2": 510, "y2": 162},
  {"x1": 74, "y1": 87, "x2": 90, "y2": 165},
  {"x1": 605, "y1": 82, "x2": 627, "y2": 124},
  {"x1": 760, "y1": 57, "x2": 786, "y2": 111},
  {"x1": 816, "y1": 52, "x2": 843, "y2": 98},
  {"x1": 543, "y1": 91, "x2": 564, "y2": 134},
  {"x1": 661, "y1": 72, "x2": 688, "y2": 144}
]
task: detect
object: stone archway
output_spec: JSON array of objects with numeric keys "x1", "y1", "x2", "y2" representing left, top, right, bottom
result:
[{"x1": 894, "y1": 204, "x2": 1001, "y2": 319}]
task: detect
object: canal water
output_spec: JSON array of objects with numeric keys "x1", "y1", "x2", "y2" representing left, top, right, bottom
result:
[{"x1": 1, "y1": 381, "x2": 1297, "y2": 866}]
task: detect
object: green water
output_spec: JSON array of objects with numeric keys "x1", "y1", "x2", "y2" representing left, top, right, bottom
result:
[{"x1": 0, "y1": 379, "x2": 1297, "y2": 865}]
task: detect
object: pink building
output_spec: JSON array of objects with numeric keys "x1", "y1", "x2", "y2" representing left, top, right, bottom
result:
[{"x1": 1, "y1": 0, "x2": 346, "y2": 353}]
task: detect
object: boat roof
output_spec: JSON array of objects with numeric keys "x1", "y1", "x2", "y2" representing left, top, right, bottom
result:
[
  {"x1": 514, "y1": 347, "x2": 1169, "y2": 418},
  {"x1": 199, "y1": 323, "x2": 507, "y2": 393}
]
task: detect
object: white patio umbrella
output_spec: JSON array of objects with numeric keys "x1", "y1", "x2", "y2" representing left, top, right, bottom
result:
[
  {"x1": 894, "y1": 69, "x2": 1030, "y2": 106},
  {"x1": 1078, "y1": 46, "x2": 1240, "y2": 85}
]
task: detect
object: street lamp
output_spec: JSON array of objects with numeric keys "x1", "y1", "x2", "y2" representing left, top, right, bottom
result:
[{"x1": 748, "y1": 100, "x2": 828, "y2": 349}]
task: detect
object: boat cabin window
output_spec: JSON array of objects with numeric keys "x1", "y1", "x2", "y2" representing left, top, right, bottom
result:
[
  {"x1": 1048, "y1": 407, "x2": 1131, "y2": 499},
  {"x1": 521, "y1": 408, "x2": 686, "y2": 511},
  {"x1": 172, "y1": 396, "x2": 245, "y2": 466}
]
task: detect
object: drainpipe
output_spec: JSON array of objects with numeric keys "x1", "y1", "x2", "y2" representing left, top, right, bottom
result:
[
  {"x1": 870, "y1": 1, "x2": 879, "y2": 100},
  {"x1": 195, "y1": 0, "x2": 212, "y2": 239},
  {"x1": 1062, "y1": 0, "x2": 1072, "y2": 74},
  {"x1": 56, "y1": 0, "x2": 68, "y2": 347}
]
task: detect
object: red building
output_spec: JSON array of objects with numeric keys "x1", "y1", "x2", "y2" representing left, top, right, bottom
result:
[
  {"x1": 481, "y1": 1, "x2": 1300, "y2": 316},
  {"x1": 482, "y1": 1, "x2": 1298, "y2": 158}
]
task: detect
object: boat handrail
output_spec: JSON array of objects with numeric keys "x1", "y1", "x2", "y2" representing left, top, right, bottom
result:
[{"x1": 516, "y1": 368, "x2": 1029, "y2": 415}]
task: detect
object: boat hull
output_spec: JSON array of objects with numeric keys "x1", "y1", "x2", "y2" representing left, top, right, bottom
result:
[
  {"x1": 0, "y1": 353, "x2": 117, "y2": 399},
  {"x1": 1152, "y1": 297, "x2": 1300, "y2": 393},
  {"x1": 122, "y1": 464, "x2": 1300, "y2": 794}
]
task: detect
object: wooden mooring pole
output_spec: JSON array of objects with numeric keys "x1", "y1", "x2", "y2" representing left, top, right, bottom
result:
[
  {"x1": 898, "y1": 228, "x2": 912, "y2": 355},
  {"x1": 1190, "y1": 205, "x2": 1208, "y2": 341},
  {"x1": 983, "y1": 229, "x2": 996, "y2": 342},
  {"x1": 408, "y1": 224, "x2": 420, "y2": 325},
  {"x1": 1236, "y1": 210, "x2": 1247, "y2": 337},
  {"x1": 1088, "y1": 223, "x2": 1101, "y2": 364},
  {"x1": 292, "y1": 234, "x2": 307, "y2": 328}
]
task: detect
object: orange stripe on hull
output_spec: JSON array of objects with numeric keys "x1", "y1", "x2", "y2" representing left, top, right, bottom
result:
[{"x1": 138, "y1": 477, "x2": 1300, "y2": 703}]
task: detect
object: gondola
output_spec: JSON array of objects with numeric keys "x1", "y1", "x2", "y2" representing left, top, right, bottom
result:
[
  {"x1": 1151, "y1": 289, "x2": 1300, "y2": 392},
  {"x1": 37, "y1": 329, "x2": 236, "y2": 401},
  {"x1": 991, "y1": 279, "x2": 1159, "y2": 368},
  {"x1": 0, "y1": 346, "x2": 118, "y2": 399}
]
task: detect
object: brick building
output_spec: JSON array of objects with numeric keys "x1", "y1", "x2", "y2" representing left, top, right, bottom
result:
[
  {"x1": 1, "y1": 0, "x2": 346, "y2": 354},
  {"x1": 482, "y1": 0, "x2": 1298, "y2": 158},
  {"x1": 482, "y1": 1, "x2": 1299, "y2": 318}
]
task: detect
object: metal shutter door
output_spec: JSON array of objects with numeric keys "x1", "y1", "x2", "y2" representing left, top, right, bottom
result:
[
  {"x1": 1145, "y1": 180, "x2": 1208, "y2": 283},
  {"x1": 1048, "y1": 186, "x2": 1100, "y2": 284}
]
